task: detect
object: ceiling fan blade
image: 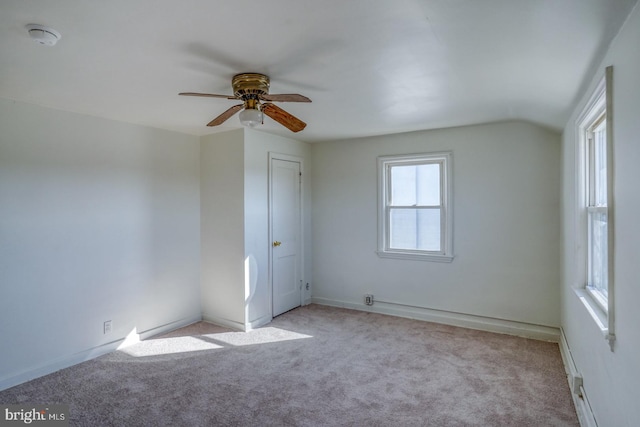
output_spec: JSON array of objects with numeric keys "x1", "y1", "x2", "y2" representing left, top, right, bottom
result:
[
  {"x1": 260, "y1": 93, "x2": 311, "y2": 103},
  {"x1": 207, "y1": 104, "x2": 244, "y2": 127},
  {"x1": 261, "y1": 103, "x2": 307, "y2": 132},
  {"x1": 179, "y1": 92, "x2": 237, "y2": 100}
]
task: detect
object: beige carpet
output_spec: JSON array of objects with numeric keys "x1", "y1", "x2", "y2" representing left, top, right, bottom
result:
[{"x1": 0, "y1": 304, "x2": 578, "y2": 426}]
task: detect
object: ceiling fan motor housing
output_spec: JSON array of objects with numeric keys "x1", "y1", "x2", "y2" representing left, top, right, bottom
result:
[{"x1": 232, "y1": 73, "x2": 270, "y2": 100}]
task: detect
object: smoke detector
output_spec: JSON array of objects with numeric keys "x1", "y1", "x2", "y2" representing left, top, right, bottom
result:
[{"x1": 26, "y1": 24, "x2": 61, "y2": 46}]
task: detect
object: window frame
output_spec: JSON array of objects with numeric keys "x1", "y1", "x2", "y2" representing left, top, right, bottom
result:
[
  {"x1": 574, "y1": 66, "x2": 615, "y2": 350},
  {"x1": 585, "y1": 115, "x2": 608, "y2": 312},
  {"x1": 377, "y1": 152, "x2": 453, "y2": 262}
]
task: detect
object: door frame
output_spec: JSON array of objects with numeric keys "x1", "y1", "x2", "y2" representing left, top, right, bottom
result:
[{"x1": 268, "y1": 152, "x2": 305, "y2": 318}]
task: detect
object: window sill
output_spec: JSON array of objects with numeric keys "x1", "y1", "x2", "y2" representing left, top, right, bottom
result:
[
  {"x1": 376, "y1": 250, "x2": 454, "y2": 263},
  {"x1": 574, "y1": 288, "x2": 610, "y2": 339}
]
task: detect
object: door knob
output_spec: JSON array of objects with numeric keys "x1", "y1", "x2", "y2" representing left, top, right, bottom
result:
[{"x1": 273, "y1": 241, "x2": 282, "y2": 247}]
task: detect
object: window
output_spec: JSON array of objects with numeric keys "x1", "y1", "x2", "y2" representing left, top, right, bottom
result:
[
  {"x1": 586, "y1": 114, "x2": 608, "y2": 309},
  {"x1": 575, "y1": 66, "x2": 614, "y2": 349},
  {"x1": 377, "y1": 152, "x2": 453, "y2": 262}
]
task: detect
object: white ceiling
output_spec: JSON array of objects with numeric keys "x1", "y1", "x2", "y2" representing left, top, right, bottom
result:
[{"x1": 0, "y1": 0, "x2": 636, "y2": 143}]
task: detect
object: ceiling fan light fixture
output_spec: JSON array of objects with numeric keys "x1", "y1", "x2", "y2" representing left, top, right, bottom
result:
[{"x1": 239, "y1": 108, "x2": 263, "y2": 128}]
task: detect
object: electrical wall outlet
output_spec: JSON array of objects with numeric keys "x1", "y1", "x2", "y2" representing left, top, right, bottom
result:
[
  {"x1": 103, "y1": 320, "x2": 112, "y2": 334},
  {"x1": 364, "y1": 294, "x2": 374, "y2": 306}
]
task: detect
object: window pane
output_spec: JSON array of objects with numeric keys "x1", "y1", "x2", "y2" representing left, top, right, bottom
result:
[
  {"x1": 389, "y1": 208, "x2": 441, "y2": 251},
  {"x1": 588, "y1": 210, "x2": 608, "y2": 298},
  {"x1": 593, "y1": 120, "x2": 607, "y2": 206},
  {"x1": 390, "y1": 164, "x2": 440, "y2": 206},
  {"x1": 416, "y1": 164, "x2": 441, "y2": 205}
]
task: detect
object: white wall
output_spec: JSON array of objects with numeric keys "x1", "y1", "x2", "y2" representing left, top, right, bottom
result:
[
  {"x1": 311, "y1": 121, "x2": 561, "y2": 333},
  {"x1": 200, "y1": 130, "x2": 246, "y2": 329},
  {"x1": 0, "y1": 98, "x2": 201, "y2": 389},
  {"x1": 561, "y1": 3, "x2": 640, "y2": 426},
  {"x1": 244, "y1": 129, "x2": 312, "y2": 327},
  {"x1": 200, "y1": 128, "x2": 312, "y2": 330},
  {"x1": 0, "y1": 104, "x2": 311, "y2": 390}
]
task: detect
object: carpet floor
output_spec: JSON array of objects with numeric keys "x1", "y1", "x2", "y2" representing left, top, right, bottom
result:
[{"x1": 0, "y1": 304, "x2": 578, "y2": 426}]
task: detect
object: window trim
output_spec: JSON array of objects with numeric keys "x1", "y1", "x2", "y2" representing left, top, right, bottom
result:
[
  {"x1": 575, "y1": 66, "x2": 615, "y2": 350},
  {"x1": 377, "y1": 152, "x2": 453, "y2": 263}
]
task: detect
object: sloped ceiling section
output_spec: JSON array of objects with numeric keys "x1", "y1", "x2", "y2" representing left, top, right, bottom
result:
[{"x1": 0, "y1": 0, "x2": 636, "y2": 142}]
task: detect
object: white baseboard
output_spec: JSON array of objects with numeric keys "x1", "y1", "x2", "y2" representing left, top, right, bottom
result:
[
  {"x1": 202, "y1": 312, "x2": 247, "y2": 331},
  {"x1": 311, "y1": 297, "x2": 560, "y2": 342},
  {"x1": 137, "y1": 315, "x2": 202, "y2": 341},
  {"x1": 0, "y1": 338, "x2": 123, "y2": 392},
  {"x1": 559, "y1": 328, "x2": 597, "y2": 427},
  {"x1": 0, "y1": 315, "x2": 202, "y2": 392}
]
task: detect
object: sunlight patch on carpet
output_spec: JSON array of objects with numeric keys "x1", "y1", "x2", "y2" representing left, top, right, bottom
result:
[
  {"x1": 121, "y1": 336, "x2": 224, "y2": 357},
  {"x1": 119, "y1": 327, "x2": 312, "y2": 357},
  {"x1": 205, "y1": 327, "x2": 312, "y2": 347}
]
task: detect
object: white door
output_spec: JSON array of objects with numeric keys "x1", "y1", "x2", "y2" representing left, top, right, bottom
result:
[{"x1": 271, "y1": 157, "x2": 302, "y2": 317}]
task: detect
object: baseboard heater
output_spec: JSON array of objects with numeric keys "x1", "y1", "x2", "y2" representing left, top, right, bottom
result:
[{"x1": 560, "y1": 329, "x2": 597, "y2": 427}]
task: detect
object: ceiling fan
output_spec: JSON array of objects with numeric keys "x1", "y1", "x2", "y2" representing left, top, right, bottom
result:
[{"x1": 179, "y1": 73, "x2": 311, "y2": 133}]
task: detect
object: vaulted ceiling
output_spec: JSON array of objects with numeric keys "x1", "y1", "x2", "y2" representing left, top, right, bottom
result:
[{"x1": 0, "y1": 0, "x2": 636, "y2": 142}]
